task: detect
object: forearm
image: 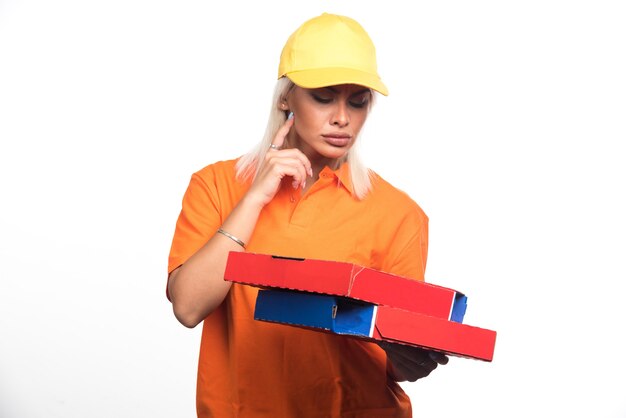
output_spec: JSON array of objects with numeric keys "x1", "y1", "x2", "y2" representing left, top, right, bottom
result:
[{"x1": 168, "y1": 194, "x2": 264, "y2": 328}]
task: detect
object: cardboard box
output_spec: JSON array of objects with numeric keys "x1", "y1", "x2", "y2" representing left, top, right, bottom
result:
[
  {"x1": 255, "y1": 289, "x2": 496, "y2": 362},
  {"x1": 225, "y1": 252, "x2": 467, "y2": 322}
]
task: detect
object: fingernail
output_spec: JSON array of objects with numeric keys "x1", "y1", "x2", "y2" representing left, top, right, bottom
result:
[
  {"x1": 288, "y1": 111, "x2": 294, "y2": 120},
  {"x1": 292, "y1": 180, "x2": 299, "y2": 189},
  {"x1": 308, "y1": 168, "x2": 313, "y2": 177},
  {"x1": 302, "y1": 180, "x2": 306, "y2": 189}
]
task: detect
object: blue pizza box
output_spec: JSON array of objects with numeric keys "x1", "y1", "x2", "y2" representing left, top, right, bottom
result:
[{"x1": 254, "y1": 289, "x2": 496, "y2": 361}]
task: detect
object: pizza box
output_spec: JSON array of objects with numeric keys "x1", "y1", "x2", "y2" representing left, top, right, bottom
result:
[
  {"x1": 254, "y1": 289, "x2": 497, "y2": 362},
  {"x1": 225, "y1": 252, "x2": 467, "y2": 322}
]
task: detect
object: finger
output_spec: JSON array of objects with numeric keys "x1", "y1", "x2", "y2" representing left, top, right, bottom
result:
[
  {"x1": 270, "y1": 113, "x2": 295, "y2": 150},
  {"x1": 428, "y1": 351, "x2": 449, "y2": 365},
  {"x1": 388, "y1": 356, "x2": 432, "y2": 382},
  {"x1": 265, "y1": 156, "x2": 308, "y2": 187},
  {"x1": 383, "y1": 344, "x2": 441, "y2": 373},
  {"x1": 268, "y1": 162, "x2": 303, "y2": 181},
  {"x1": 266, "y1": 162, "x2": 309, "y2": 191},
  {"x1": 382, "y1": 343, "x2": 430, "y2": 364},
  {"x1": 420, "y1": 358, "x2": 438, "y2": 373},
  {"x1": 266, "y1": 150, "x2": 310, "y2": 174},
  {"x1": 270, "y1": 147, "x2": 313, "y2": 177},
  {"x1": 381, "y1": 344, "x2": 436, "y2": 372}
]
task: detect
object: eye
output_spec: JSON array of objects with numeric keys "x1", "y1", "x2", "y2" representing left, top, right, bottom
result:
[
  {"x1": 349, "y1": 95, "x2": 370, "y2": 108},
  {"x1": 349, "y1": 99, "x2": 369, "y2": 108},
  {"x1": 311, "y1": 93, "x2": 332, "y2": 104}
]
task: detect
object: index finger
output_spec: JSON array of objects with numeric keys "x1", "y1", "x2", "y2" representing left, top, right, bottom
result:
[{"x1": 271, "y1": 112, "x2": 294, "y2": 150}]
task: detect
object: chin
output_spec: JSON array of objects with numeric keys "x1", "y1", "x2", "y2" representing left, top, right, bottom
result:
[
  {"x1": 320, "y1": 149, "x2": 349, "y2": 161},
  {"x1": 319, "y1": 142, "x2": 351, "y2": 158}
]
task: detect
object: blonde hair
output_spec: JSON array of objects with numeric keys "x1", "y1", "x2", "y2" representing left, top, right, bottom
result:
[{"x1": 235, "y1": 77, "x2": 374, "y2": 199}]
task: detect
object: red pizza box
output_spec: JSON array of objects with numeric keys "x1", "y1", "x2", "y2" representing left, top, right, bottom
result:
[
  {"x1": 255, "y1": 289, "x2": 497, "y2": 362},
  {"x1": 225, "y1": 252, "x2": 467, "y2": 322}
]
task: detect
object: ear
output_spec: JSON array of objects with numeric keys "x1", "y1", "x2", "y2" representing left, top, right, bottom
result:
[{"x1": 278, "y1": 99, "x2": 289, "y2": 112}]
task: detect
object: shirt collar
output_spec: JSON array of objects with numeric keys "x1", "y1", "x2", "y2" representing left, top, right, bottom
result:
[{"x1": 319, "y1": 163, "x2": 354, "y2": 195}]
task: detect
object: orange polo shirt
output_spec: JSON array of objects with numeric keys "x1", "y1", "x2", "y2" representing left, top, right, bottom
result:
[{"x1": 168, "y1": 158, "x2": 429, "y2": 418}]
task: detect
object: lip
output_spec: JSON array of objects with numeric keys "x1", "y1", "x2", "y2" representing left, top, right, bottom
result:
[{"x1": 322, "y1": 133, "x2": 352, "y2": 147}]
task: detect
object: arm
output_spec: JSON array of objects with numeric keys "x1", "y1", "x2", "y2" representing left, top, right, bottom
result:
[
  {"x1": 378, "y1": 208, "x2": 449, "y2": 380},
  {"x1": 168, "y1": 116, "x2": 312, "y2": 328},
  {"x1": 167, "y1": 194, "x2": 265, "y2": 328}
]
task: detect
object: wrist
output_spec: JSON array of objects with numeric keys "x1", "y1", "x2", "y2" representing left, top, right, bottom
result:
[{"x1": 239, "y1": 192, "x2": 268, "y2": 212}]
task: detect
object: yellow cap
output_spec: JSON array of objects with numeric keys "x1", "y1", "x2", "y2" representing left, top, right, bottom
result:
[{"x1": 278, "y1": 13, "x2": 388, "y2": 96}]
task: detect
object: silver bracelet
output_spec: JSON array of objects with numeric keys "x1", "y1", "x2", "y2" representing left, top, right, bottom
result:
[{"x1": 216, "y1": 228, "x2": 246, "y2": 249}]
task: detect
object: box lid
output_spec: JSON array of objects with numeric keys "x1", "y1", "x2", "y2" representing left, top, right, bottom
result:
[
  {"x1": 225, "y1": 252, "x2": 466, "y2": 322},
  {"x1": 373, "y1": 306, "x2": 497, "y2": 361}
]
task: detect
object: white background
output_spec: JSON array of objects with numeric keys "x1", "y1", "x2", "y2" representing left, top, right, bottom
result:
[{"x1": 1, "y1": 1, "x2": 625, "y2": 417}]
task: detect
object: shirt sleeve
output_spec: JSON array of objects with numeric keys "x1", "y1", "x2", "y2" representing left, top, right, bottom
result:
[
  {"x1": 167, "y1": 171, "x2": 223, "y2": 275},
  {"x1": 385, "y1": 208, "x2": 429, "y2": 282}
]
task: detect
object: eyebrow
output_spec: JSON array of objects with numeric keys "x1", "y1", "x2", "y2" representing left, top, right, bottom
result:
[{"x1": 323, "y1": 87, "x2": 371, "y2": 97}]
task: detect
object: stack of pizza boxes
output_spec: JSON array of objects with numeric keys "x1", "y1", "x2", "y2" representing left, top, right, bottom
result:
[{"x1": 224, "y1": 252, "x2": 496, "y2": 361}]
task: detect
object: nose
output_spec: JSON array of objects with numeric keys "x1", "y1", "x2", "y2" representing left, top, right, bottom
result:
[{"x1": 330, "y1": 102, "x2": 349, "y2": 127}]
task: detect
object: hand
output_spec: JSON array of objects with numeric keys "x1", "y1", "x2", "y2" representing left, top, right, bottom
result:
[
  {"x1": 246, "y1": 115, "x2": 313, "y2": 207},
  {"x1": 378, "y1": 342, "x2": 449, "y2": 382}
]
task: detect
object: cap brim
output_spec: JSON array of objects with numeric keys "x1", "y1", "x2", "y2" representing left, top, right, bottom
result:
[{"x1": 286, "y1": 67, "x2": 388, "y2": 96}]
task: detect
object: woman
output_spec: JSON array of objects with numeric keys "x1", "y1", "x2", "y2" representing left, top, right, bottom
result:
[{"x1": 167, "y1": 13, "x2": 448, "y2": 418}]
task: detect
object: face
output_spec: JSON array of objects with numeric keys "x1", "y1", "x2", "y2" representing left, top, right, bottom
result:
[{"x1": 283, "y1": 84, "x2": 371, "y2": 167}]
